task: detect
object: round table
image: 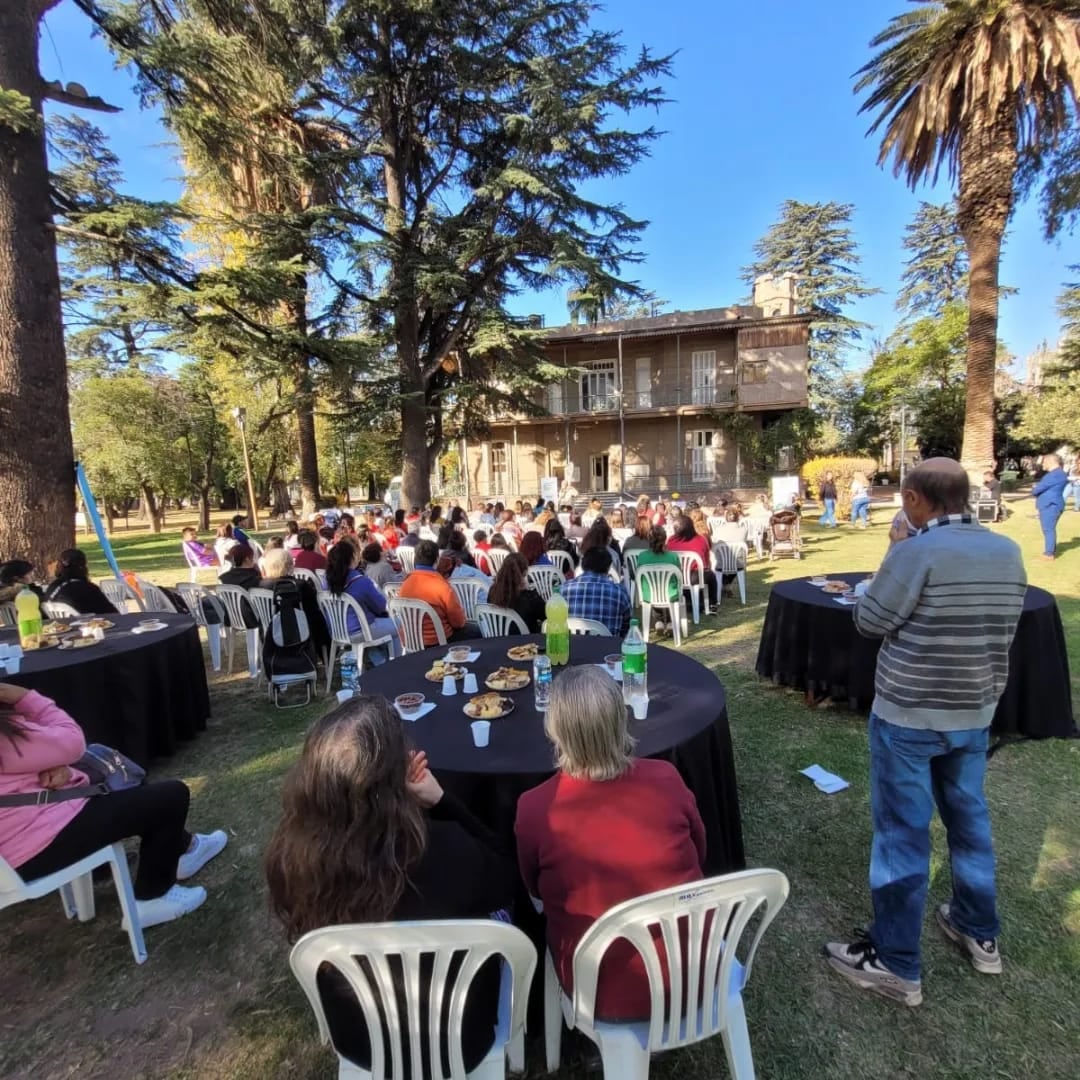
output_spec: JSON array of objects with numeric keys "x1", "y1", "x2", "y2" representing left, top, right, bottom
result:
[
  {"x1": 0, "y1": 613, "x2": 211, "y2": 765},
  {"x1": 360, "y1": 634, "x2": 746, "y2": 875},
  {"x1": 755, "y1": 573, "x2": 1077, "y2": 739}
]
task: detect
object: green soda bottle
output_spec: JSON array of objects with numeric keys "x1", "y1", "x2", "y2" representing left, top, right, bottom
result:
[{"x1": 545, "y1": 584, "x2": 570, "y2": 666}]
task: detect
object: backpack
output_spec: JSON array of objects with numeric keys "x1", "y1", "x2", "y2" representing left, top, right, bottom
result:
[{"x1": 262, "y1": 578, "x2": 318, "y2": 707}]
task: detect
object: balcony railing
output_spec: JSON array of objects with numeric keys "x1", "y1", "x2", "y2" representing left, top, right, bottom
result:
[{"x1": 540, "y1": 383, "x2": 739, "y2": 417}]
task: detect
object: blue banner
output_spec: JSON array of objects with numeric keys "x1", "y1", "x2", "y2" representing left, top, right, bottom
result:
[{"x1": 75, "y1": 462, "x2": 123, "y2": 581}]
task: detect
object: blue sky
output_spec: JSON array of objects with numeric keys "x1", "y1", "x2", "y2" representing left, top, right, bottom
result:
[{"x1": 41, "y1": 0, "x2": 1075, "y2": 374}]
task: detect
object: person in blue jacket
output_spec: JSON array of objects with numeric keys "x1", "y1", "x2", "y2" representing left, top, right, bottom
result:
[{"x1": 1032, "y1": 453, "x2": 1070, "y2": 560}]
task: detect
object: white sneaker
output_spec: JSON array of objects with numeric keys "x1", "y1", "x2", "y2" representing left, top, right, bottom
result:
[
  {"x1": 177, "y1": 830, "x2": 228, "y2": 881},
  {"x1": 123, "y1": 884, "x2": 207, "y2": 930}
]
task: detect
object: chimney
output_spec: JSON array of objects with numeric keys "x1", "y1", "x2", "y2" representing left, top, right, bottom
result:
[{"x1": 753, "y1": 273, "x2": 798, "y2": 317}]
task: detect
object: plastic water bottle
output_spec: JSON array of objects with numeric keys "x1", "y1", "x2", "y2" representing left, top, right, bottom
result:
[
  {"x1": 621, "y1": 619, "x2": 648, "y2": 706},
  {"x1": 15, "y1": 587, "x2": 42, "y2": 649},
  {"x1": 533, "y1": 654, "x2": 553, "y2": 711},
  {"x1": 545, "y1": 585, "x2": 570, "y2": 666},
  {"x1": 339, "y1": 651, "x2": 360, "y2": 695}
]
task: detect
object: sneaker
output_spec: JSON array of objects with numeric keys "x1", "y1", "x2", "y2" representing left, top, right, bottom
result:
[
  {"x1": 177, "y1": 830, "x2": 228, "y2": 881},
  {"x1": 936, "y1": 904, "x2": 1003, "y2": 974},
  {"x1": 823, "y1": 933, "x2": 923, "y2": 1006},
  {"x1": 123, "y1": 884, "x2": 207, "y2": 930}
]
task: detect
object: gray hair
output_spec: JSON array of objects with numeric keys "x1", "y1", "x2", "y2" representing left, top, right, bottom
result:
[
  {"x1": 545, "y1": 666, "x2": 635, "y2": 781},
  {"x1": 261, "y1": 547, "x2": 294, "y2": 579}
]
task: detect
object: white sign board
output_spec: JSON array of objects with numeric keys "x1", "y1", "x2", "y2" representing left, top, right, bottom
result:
[
  {"x1": 540, "y1": 476, "x2": 559, "y2": 505},
  {"x1": 770, "y1": 475, "x2": 801, "y2": 510}
]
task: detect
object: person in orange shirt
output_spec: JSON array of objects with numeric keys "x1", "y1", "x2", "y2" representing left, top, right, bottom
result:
[{"x1": 398, "y1": 541, "x2": 479, "y2": 644}]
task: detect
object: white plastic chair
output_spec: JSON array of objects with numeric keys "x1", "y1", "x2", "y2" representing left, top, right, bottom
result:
[
  {"x1": 451, "y1": 579, "x2": 487, "y2": 622},
  {"x1": 293, "y1": 567, "x2": 323, "y2": 591},
  {"x1": 485, "y1": 549, "x2": 511, "y2": 577},
  {"x1": 99, "y1": 577, "x2": 144, "y2": 613},
  {"x1": 544, "y1": 869, "x2": 790, "y2": 1080},
  {"x1": 318, "y1": 592, "x2": 396, "y2": 694},
  {"x1": 41, "y1": 600, "x2": 81, "y2": 620},
  {"x1": 744, "y1": 517, "x2": 768, "y2": 560},
  {"x1": 383, "y1": 581, "x2": 403, "y2": 603},
  {"x1": 396, "y1": 546, "x2": 416, "y2": 574},
  {"x1": 712, "y1": 541, "x2": 749, "y2": 605},
  {"x1": 612, "y1": 528, "x2": 633, "y2": 547},
  {"x1": 675, "y1": 551, "x2": 709, "y2": 624},
  {"x1": 290, "y1": 919, "x2": 537, "y2": 1080},
  {"x1": 546, "y1": 550, "x2": 574, "y2": 578},
  {"x1": 477, "y1": 604, "x2": 530, "y2": 638},
  {"x1": 215, "y1": 584, "x2": 262, "y2": 678},
  {"x1": 622, "y1": 551, "x2": 641, "y2": 605},
  {"x1": 567, "y1": 617, "x2": 611, "y2": 636},
  {"x1": 137, "y1": 578, "x2": 178, "y2": 614},
  {"x1": 635, "y1": 565, "x2": 684, "y2": 645},
  {"x1": 388, "y1": 597, "x2": 447, "y2": 654},
  {"x1": 174, "y1": 582, "x2": 227, "y2": 672},
  {"x1": 247, "y1": 587, "x2": 277, "y2": 634},
  {"x1": 0, "y1": 844, "x2": 147, "y2": 965},
  {"x1": 526, "y1": 565, "x2": 563, "y2": 603},
  {"x1": 0, "y1": 602, "x2": 17, "y2": 628}
]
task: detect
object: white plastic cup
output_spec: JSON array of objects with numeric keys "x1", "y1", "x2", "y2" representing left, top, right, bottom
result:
[
  {"x1": 336, "y1": 689, "x2": 355, "y2": 704},
  {"x1": 463, "y1": 673, "x2": 479, "y2": 694},
  {"x1": 631, "y1": 695, "x2": 649, "y2": 721},
  {"x1": 5, "y1": 657, "x2": 19, "y2": 675},
  {"x1": 471, "y1": 720, "x2": 490, "y2": 747},
  {"x1": 442, "y1": 675, "x2": 457, "y2": 697}
]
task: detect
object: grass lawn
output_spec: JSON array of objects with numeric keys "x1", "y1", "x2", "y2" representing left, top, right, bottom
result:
[{"x1": 2, "y1": 498, "x2": 1078, "y2": 1079}]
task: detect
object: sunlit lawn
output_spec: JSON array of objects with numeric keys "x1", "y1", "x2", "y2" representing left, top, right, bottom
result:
[{"x1": 2, "y1": 496, "x2": 1078, "y2": 1078}]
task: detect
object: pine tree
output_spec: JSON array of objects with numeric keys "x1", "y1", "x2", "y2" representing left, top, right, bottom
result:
[
  {"x1": 742, "y1": 200, "x2": 878, "y2": 402},
  {"x1": 897, "y1": 202, "x2": 968, "y2": 319}
]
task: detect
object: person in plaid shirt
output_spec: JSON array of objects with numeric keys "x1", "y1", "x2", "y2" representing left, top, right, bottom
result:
[{"x1": 561, "y1": 547, "x2": 631, "y2": 637}]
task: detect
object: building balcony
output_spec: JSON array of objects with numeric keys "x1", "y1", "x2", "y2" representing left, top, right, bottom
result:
[{"x1": 495, "y1": 382, "x2": 741, "y2": 423}]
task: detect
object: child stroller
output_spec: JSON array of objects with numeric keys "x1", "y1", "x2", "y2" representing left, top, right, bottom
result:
[
  {"x1": 262, "y1": 578, "x2": 318, "y2": 707},
  {"x1": 769, "y1": 510, "x2": 802, "y2": 560}
]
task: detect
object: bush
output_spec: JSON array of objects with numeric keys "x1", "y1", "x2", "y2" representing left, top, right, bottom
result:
[{"x1": 801, "y1": 456, "x2": 878, "y2": 519}]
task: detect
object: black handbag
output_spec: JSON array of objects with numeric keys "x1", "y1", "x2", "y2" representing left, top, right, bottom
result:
[{"x1": 0, "y1": 743, "x2": 145, "y2": 807}]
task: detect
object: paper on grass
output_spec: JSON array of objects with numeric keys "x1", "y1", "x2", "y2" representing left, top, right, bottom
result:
[{"x1": 800, "y1": 764, "x2": 850, "y2": 795}]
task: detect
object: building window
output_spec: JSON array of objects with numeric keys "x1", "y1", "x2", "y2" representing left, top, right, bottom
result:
[
  {"x1": 690, "y1": 350, "x2": 717, "y2": 404},
  {"x1": 687, "y1": 429, "x2": 717, "y2": 481},
  {"x1": 490, "y1": 442, "x2": 508, "y2": 494},
  {"x1": 742, "y1": 360, "x2": 768, "y2": 384},
  {"x1": 580, "y1": 360, "x2": 616, "y2": 412}
]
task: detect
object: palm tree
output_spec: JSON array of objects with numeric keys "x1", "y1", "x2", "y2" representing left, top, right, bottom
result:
[{"x1": 856, "y1": 2, "x2": 1080, "y2": 473}]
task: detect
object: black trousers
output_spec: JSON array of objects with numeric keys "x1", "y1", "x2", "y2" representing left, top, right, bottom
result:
[{"x1": 18, "y1": 781, "x2": 192, "y2": 900}]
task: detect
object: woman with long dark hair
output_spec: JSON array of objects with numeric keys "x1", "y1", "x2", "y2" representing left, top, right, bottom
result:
[
  {"x1": 265, "y1": 697, "x2": 514, "y2": 1073},
  {"x1": 666, "y1": 515, "x2": 718, "y2": 608},
  {"x1": 487, "y1": 552, "x2": 545, "y2": 633},
  {"x1": 579, "y1": 519, "x2": 622, "y2": 572},
  {"x1": 43, "y1": 550, "x2": 117, "y2": 615},
  {"x1": 0, "y1": 683, "x2": 225, "y2": 930},
  {"x1": 325, "y1": 539, "x2": 398, "y2": 660},
  {"x1": 543, "y1": 518, "x2": 579, "y2": 571},
  {"x1": 517, "y1": 530, "x2": 551, "y2": 567}
]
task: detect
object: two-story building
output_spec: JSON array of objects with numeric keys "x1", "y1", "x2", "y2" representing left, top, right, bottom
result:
[{"x1": 462, "y1": 274, "x2": 813, "y2": 502}]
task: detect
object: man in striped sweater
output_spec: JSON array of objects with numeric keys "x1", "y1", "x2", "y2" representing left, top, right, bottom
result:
[{"x1": 825, "y1": 458, "x2": 1027, "y2": 1007}]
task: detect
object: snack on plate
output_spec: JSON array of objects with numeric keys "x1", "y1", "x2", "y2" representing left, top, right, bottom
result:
[
  {"x1": 41, "y1": 621, "x2": 70, "y2": 636},
  {"x1": 464, "y1": 693, "x2": 513, "y2": 719},
  {"x1": 822, "y1": 581, "x2": 851, "y2": 594},
  {"x1": 485, "y1": 666, "x2": 530, "y2": 691},
  {"x1": 506, "y1": 643, "x2": 539, "y2": 661},
  {"x1": 83, "y1": 618, "x2": 114, "y2": 630},
  {"x1": 425, "y1": 660, "x2": 466, "y2": 682}
]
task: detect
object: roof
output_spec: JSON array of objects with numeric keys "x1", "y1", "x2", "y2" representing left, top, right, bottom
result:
[{"x1": 542, "y1": 306, "x2": 815, "y2": 345}]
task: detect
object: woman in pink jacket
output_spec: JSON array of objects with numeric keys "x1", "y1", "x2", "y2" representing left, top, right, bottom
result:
[{"x1": 0, "y1": 684, "x2": 226, "y2": 928}]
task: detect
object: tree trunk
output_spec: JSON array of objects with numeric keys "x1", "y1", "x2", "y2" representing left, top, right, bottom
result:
[
  {"x1": 957, "y1": 108, "x2": 1017, "y2": 480},
  {"x1": 0, "y1": 0, "x2": 76, "y2": 571},
  {"x1": 140, "y1": 483, "x2": 162, "y2": 534},
  {"x1": 401, "y1": 394, "x2": 431, "y2": 509},
  {"x1": 294, "y1": 354, "x2": 319, "y2": 515},
  {"x1": 198, "y1": 483, "x2": 211, "y2": 531}
]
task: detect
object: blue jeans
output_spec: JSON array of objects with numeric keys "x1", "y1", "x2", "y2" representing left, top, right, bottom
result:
[
  {"x1": 867, "y1": 714, "x2": 998, "y2": 982},
  {"x1": 1039, "y1": 507, "x2": 1063, "y2": 556},
  {"x1": 819, "y1": 498, "x2": 836, "y2": 526},
  {"x1": 851, "y1": 496, "x2": 870, "y2": 524}
]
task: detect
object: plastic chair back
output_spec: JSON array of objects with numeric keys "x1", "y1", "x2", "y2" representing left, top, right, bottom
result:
[
  {"x1": 477, "y1": 603, "x2": 529, "y2": 638},
  {"x1": 485, "y1": 549, "x2": 511, "y2": 576},
  {"x1": 137, "y1": 579, "x2": 177, "y2": 613},
  {"x1": 217, "y1": 584, "x2": 257, "y2": 630},
  {"x1": 450, "y1": 579, "x2": 486, "y2": 621},
  {"x1": 526, "y1": 565, "x2": 563, "y2": 602},
  {"x1": 396, "y1": 546, "x2": 416, "y2": 574},
  {"x1": 289, "y1": 920, "x2": 537, "y2": 1080},
  {"x1": 635, "y1": 565, "x2": 680, "y2": 607},
  {"x1": 318, "y1": 591, "x2": 376, "y2": 648},
  {"x1": 389, "y1": 597, "x2": 447, "y2": 653},
  {"x1": 292, "y1": 567, "x2": 323, "y2": 591},
  {"x1": 712, "y1": 541, "x2": 748, "y2": 575},
  {"x1": 247, "y1": 587, "x2": 277, "y2": 632},
  {"x1": 0, "y1": 602, "x2": 17, "y2": 628},
  {"x1": 42, "y1": 600, "x2": 81, "y2": 620},
  {"x1": 383, "y1": 581, "x2": 403, "y2": 603},
  {"x1": 676, "y1": 550, "x2": 707, "y2": 584},
  {"x1": 567, "y1": 617, "x2": 611, "y2": 637},
  {"x1": 546, "y1": 550, "x2": 574, "y2": 578},
  {"x1": 570, "y1": 869, "x2": 789, "y2": 1051},
  {"x1": 99, "y1": 578, "x2": 144, "y2": 613}
]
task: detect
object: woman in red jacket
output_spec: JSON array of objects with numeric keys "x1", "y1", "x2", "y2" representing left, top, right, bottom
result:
[
  {"x1": 515, "y1": 666, "x2": 705, "y2": 1020},
  {"x1": 665, "y1": 514, "x2": 719, "y2": 609},
  {"x1": 0, "y1": 684, "x2": 226, "y2": 929}
]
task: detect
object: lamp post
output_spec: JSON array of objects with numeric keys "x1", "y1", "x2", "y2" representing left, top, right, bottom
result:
[
  {"x1": 231, "y1": 406, "x2": 260, "y2": 529},
  {"x1": 892, "y1": 405, "x2": 915, "y2": 487}
]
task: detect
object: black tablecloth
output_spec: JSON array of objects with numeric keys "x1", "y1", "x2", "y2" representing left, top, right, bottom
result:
[
  {"x1": 755, "y1": 573, "x2": 1078, "y2": 739},
  {"x1": 360, "y1": 635, "x2": 746, "y2": 874},
  {"x1": 0, "y1": 613, "x2": 211, "y2": 765}
]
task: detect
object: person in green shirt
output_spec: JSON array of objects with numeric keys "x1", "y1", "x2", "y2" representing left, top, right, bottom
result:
[{"x1": 633, "y1": 527, "x2": 682, "y2": 605}]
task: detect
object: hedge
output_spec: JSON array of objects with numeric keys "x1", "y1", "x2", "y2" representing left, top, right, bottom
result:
[{"x1": 801, "y1": 456, "x2": 878, "y2": 519}]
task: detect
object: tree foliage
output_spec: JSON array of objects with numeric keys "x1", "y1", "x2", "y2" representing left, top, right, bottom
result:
[
  {"x1": 898, "y1": 201, "x2": 968, "y2": 319},
  {"x1": 742, "y1": 200, "x2": 878, "y2": 402}
]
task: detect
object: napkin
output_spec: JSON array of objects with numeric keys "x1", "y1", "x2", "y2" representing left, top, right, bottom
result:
[
  {"x1": 800, "y1": 764, "x2": 850, "y2": 795},
  {"x1": 832, "y1": 597, "x2": 858, "y2": 607},
  {"x1": 444, "y1": 650, "x2": 481, "y2": 663},
  {"x1": 395, "y1": 701, "x2": 437, "y2": 723},
  {"x1": 131, "y1": 624, "x2": 166, "y2": 634}
]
